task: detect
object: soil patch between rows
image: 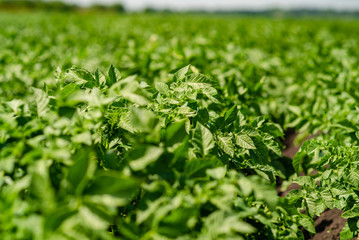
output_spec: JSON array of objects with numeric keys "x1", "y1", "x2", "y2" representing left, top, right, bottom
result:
[{"x1": 280, "y1": 130, "x2": 348, "y2": 240}]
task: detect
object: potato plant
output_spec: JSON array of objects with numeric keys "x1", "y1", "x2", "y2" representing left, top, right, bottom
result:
[{"x1": 1, "y1": 12, "x2": 359, "y2": 239}]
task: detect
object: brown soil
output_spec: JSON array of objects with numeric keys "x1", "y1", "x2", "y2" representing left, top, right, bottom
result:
[
  {"x1": 281, "y1": 128, "x2": 321, "y2": 159},
  {"x1": 282, "y1": 128, "x2": 301, "y2": 159},
  {"x1": 309, "y1": 208, "x2": 348, "y2": 240},
  {"x1": 280, "y1": 129, "x2": 349, "y2": 240},
  {"x1": 278, "y1": 129, "x2": 306, "y2": 197}
]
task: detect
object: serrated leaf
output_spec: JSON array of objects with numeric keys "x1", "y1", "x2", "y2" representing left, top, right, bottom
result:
[
  {"x1": 59, "y1": 83, "x2": 79, "y2": 99},
  {"x1": 107, "y1": 65, "x2": 121, "y2": 87},
  {"x1": 224, "y1": 105, "x2": 237, "y2": 124},
  {"x1": 263, "y1": 139, "x2": 282, "y2": 157},
  {"x1": 67, "y1": 67, "x2": 96, "y2": 85},
  {"x1": 293, "y1": 140, "x2": 310, "y2": 175},
  {"x1": 107, "y1": 64, "x2": 117, "y2": 86},
  {"x1": 187, "y1": 73, "x2": 213, "y2": 84},
  {"x1": 305, "y1": 195, "x2": 325, "y2": 217},
  {"x1": 320, "y1": 189, "x2": 334, "y2": 208},
  {"x1": 342, "y1": 205, "x2": 359, "y2": 218},
  {"x1": 347, "y1": 170, "x2": 359, "y2": 188},
  {"x1": 252, "y1": 137, "x2": 268, "y2": 164},
  {"x1": 174, "y1": 65, "x2": 190, "y2": 81},
  {"x1": 261, "y1": 123, "x2": 283, "y2": 138},
  {"x1": 155, "y1": 82, "x2": 170, "y2": 95},
  {"x1": 235, "y1": 134, "x2": 256, "y2": 149},
  {"x1": 295, "y1": 176, "x2": 316, "y2": 188},
  {"x1": 192, "y1": 123, "x2": 215, "y2": 157},
  {"x1": 33, "y1": 88, "x2": 49, "y2": 117},
  {"x1": 298, "y1": 217, "x2": 316, "y2": 234},
  {"x1": 217, "y1": 135, "x2": 235, "y2": 157},
  {"x1": 318, "y1": 152, "x2": 331, "y2": 165}
]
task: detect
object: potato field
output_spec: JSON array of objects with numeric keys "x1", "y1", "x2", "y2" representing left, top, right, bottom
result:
[{"x1": 1, "y1": 12, "x2": 359, "y2": 240}]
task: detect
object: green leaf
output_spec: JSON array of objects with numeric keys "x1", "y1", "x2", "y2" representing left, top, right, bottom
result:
[
  {"x1": 347, "y1": 169, "x2": 359, "y2": 188},
  {"x1": 33, "y1": 88, "x2": 49, "y2": 117},
  {"x1": 224, "y1": 105, "x2": 237, "y2": 124},
  {"x1": 67, "y1": 148, "x2": 96, "y2": 194},
  {"x1": 130, "y1": 107, "x2": 158, "y2": 133},
  {"x1": 252, "y1": 137, "x2": 269, "y2": 164},
  {"x1": 293, "y1": 140, "x2": 310, "y2": 175},
  {"x1": 128, "y1": 145, "x2": 163, "y2": 171},
  {"x1": 158, "y1": 207, "x2": 197, "y2": 237},
  {"x1": 155, "y1": 82, "x2": 170, "y2": 95},
  {"x1": 59, "y1": 83, "x2": 79, "y2": 99},
  {"x1": 71, "y1": 131, "x2": 92, "y2": 146},
  {"x1": 230, "y1": 220, "x2": 257, "y2": 234},
  {"x1": 238, "y1": 175, "x2": 278, "y2": 208},
  {"x1": 295, "y1": 176, "x2": 316, "y2": 188},
  {"x1": 45, "y1": 207, "x2": 77, "y2": 230},
  {"x1": 107, "y1": 64, "x2": 121, "y2": 87},
  {"x1": 174, "y1": 65, "x2": 190, "y2": 81},
  {"x1": 305, "y1": 195, "x2": 325, "y2": 217},
  {"x1": 261, "y1": 123, "x2": 283, "y2": 138},
  {"x1": 320, "y1": 189, "x2": 334, "y2": 209},
  {"x1": 187, "y1": 73, "x2": 213, "y2": 84},
  {"x1": 206, "y1": 166, "x2": 226, "y2": 179},
  {"x1": 203, "y1": 211, "x2": 256, "y2": 238},
  {"x1": 217, "y1": 135, "x2": 235, "y2": 157},
  {"x1": 165, "y1": 120, "x2": 188, "y2": 148},
  {"x1": 298, "y1": 217, "x2": 316, "y2": 234},
  {"x1": 184, "y1": 158, "x2": 220, "y2": 178},
  {"x1": 78, "y1": 206, "x2": 108, "y2": 230},
  {"x1": 263, "y1": 139, "x2": 282, "y2": 157},
  {"x1": 84, "y1": 171, "x2": 139, "y2": 207},
  {"x1": 68, "y1": 66, "x2": 96, "y2": 85},
  {"x1": 192, "y1": 123, "x2": 215, "y2": 157},
  {"x1": 108, "y1": 65, "x2": 116, "y2": 86},
  {"x1": 109, "y1": 76, "x2": 150, "y2": 106},
  {"x1": 340, "y1": 222, "x2": 355, "y2": 240},
  {"x1": 342, "y1": 205, "x2": 359, "y2": 218},
  {"x1": 235, "y1": 134, "x2": 256, "y2": 149}
]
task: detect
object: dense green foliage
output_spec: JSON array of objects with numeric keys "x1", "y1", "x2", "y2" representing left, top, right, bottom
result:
[{"x1": 1, "y1": 12, "x2": 359, "y2": 239}]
